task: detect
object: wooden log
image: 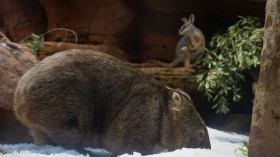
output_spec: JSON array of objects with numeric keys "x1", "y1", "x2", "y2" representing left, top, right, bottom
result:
[
  {"x1": 138, "y1": 66, "x2": 196, "y2": 75},
  {"x1": 37, "y1": 41, "x2": 130, "y2": 61}
]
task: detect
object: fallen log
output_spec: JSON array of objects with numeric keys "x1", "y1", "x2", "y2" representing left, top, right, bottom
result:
[{"x1": 36, "y1": 41, "x2": 130, "y2": 61}]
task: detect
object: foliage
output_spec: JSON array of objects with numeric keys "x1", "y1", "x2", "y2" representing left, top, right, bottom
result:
[
  {"x1": 235, "y1": 140, "x2": 249, "y2": 156},
  {"x1": 197, "y1": 16, "x2": 264, "y2": 114},
  {"x1": 22, "y1": 28, "x2": 78, "y2": 56},
  {"x1": 25, "y1": 33, "x2": 43, "y2": 56}
]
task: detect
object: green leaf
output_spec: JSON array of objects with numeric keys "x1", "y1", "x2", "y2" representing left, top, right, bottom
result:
[
  {"x1": 196, "y1": 15, "x2": 263, "y2": 114},
  {"x1": 31, "y1": 33, "x2": 41, "y2": 39},
  {"x1": 235, "y1": 141, "x2": 249, "y2": 155}
]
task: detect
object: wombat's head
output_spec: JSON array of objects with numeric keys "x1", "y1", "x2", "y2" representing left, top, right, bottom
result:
[
  {"x1": 160, "y1": 88, "x2": 211, "y2": 151},
  {"x1": 178, "y1": 14, "x2": 195, "y2": 35}
]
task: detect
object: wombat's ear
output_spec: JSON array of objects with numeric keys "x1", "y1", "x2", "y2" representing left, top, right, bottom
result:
[
  {"x1": 172, "y1": 92, "x2": 182, "y2": 105},
  {"x1": 171, "y1": 92, "x2": 182, "y2": 112}
]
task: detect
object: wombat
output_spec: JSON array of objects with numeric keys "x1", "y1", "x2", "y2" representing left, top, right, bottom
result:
[{"x1": 14, "y1": 49, "x2": 211, "y2": 156}]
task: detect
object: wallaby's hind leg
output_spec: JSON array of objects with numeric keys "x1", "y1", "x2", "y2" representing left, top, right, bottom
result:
[{"x1": 183, "y1": 49, "x2": 191, "y2": 67}]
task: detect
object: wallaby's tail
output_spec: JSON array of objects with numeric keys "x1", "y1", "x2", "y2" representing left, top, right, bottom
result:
[{"x1": 148, "y1": 59, "x2": 179, "y2": 68}]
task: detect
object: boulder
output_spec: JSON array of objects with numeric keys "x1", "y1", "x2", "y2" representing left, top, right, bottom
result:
[
  {"x1": 0, "y1": 108, "x2": 32, "y2": 143},
  {"x1": 0, "y1": 39, "x2": 38, "y2": 110},
  {"x1": 0, "y1": 0, "x2": 47, "y2": 41},
  {"x1": 40, "y1": 0, "x2": 134, "y2": 46},
  {"x1": 0, "y1": 37, "x2": 37, "y2": 144}
]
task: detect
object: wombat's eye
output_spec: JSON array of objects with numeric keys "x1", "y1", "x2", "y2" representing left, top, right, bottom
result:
[{"x1": 197, "y1": 130, "x2": 205, "y2": 141}]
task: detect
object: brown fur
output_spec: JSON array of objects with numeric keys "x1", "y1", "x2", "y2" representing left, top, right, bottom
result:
[{"x1": 14, "y1": 49, "x2": 210, "y2": 156}]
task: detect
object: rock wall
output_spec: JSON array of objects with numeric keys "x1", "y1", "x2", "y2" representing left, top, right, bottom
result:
[
  {"x1": 0, "y1": 40, "x2": 38, "y2": 144},
  {"x1": 0, "y1": 42, "x2": 38, "y2": 110},
  {"x1": 0, "y1": 0, "x2": 47, "y2": 41},
  {"x1": 0, "y1": 108, "x2": 32, "y2": 144},
  {"x1": 0, "y1": 0, "x2": 266, "y2": 61}
]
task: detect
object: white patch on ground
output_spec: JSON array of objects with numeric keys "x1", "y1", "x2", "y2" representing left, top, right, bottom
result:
[{"x1": 0, "y1": 127, "x2": 248, "y2": 157}]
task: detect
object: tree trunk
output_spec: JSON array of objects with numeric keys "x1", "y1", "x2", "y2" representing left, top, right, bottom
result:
[{"x1": 249, "y1": 0, "x2": 280, "y2": 156}]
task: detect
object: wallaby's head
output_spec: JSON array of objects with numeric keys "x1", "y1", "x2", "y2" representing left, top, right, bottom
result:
[
  {"x1": 161, "y1": 88, "x2": 211, "y2": 151},
  {"x1": 178, "y1": 14, "x2": 195, "y2": 35}
]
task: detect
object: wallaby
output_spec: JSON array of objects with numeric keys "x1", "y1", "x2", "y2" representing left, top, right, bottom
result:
[
  {"x1": 152, "y1": 14, "x2": 205, "y2": 68},
  {"x1": 14, "y1": 49, "x2": 210, "y2": 156}
]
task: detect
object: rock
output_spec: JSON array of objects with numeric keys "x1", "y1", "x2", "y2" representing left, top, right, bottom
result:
[
  {"x1": 136, "y1": 6, "x2": 182, "y2": 61},
  {"x1": 0, "y1": 39, "x2": 36, "y2": 144},
  {"x1": 145, "y1": 0, "x2": 194, "y2": 14},
  {"x1": 0, "y1": 0, "x2": 266, "y2": 61},
  {"x1": 221, "y1": 114, "x2": 251, "y2": 135},
  {"x1": 0, "y1": 0, "x2": 47, "y2": 41},
  {"x1": 0, "y1": 40, "x2": 38, "y2": 110},
  {"x1": 40, "y1": 0, "x2": 134, "y2": 46},
  {"x1": 0, "y1": 108, "x2": 32, "y2": 143}
]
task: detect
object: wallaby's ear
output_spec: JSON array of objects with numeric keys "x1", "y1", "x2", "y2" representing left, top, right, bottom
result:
[{"x1": 189, "y1": 14, "x2": 195, "y2": 23}]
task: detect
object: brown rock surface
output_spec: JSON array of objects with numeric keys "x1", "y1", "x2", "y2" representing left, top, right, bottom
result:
[
  {"x1": 0, "y1": 40, "x2": 38, "y2": 110},
  {"x1": 40, "y1": 0, "x2": 134, "y2": 46},
  {"x1": 145, "y1": 0, "x2": 195, "y2": 14},
  {"x1": 0, "y1": 108, "x2": 32, "y2": 143},
  {"x1": 0, "y1": 38, "x2": 37, "y2": 144},
  {"x1": 137, "y1": 7, "x2": 180, "y2": 61},
  {"x1": 0, "y1": 0, "x2": 47, "y2": 41},
  {"x1": 0, "y1": 0, "x2": 266, "y2": 61}
]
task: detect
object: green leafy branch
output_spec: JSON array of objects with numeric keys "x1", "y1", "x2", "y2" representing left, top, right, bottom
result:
[
  {"x1": 24, "y1": 33, "x2": 43, "y2": 56},
  {"x1": 21, "y1": 28, "x2": 78, "y2": 56},
  {"x1": 197, "y1": 16, "x2": 264, "y2": 114}
]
